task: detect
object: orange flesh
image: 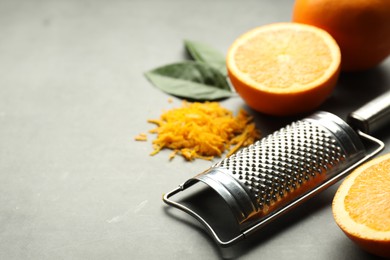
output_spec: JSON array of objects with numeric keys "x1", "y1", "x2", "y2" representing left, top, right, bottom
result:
[
  {"x1": 234, "y1": 29, "x2": 333, "y2": 90},
  {"x1": 344, "y1": 159, "x2": 390, "y2": 232}
]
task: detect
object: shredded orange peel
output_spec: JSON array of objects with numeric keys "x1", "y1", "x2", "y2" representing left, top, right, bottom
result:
[
  {"x1": 145, "y1": 101, "x2": 261, "y2": 161},
  {"x1": 134, "y1": 133, "x2": 148, "y2": 141}
]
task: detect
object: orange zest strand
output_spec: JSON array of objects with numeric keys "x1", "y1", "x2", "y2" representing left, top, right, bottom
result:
[{"x1": 134, "y1": 133, "x2": 148, "y2": 141}]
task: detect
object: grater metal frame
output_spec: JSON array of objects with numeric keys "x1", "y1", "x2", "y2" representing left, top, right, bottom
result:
[
  {"x1": 163, "y1": 128, "x2": 384, "y2": 247},
  {"x1": 163, "y1": 91, "x2": 390, "y2": 247}
]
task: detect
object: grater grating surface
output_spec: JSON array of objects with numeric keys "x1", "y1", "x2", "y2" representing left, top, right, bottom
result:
[
  {"x1": 187, "y1": 112, "x2": 368, "y2": 227},
  {"x1": 213, "y1": 119, "x2": 346, "y2": 213}
]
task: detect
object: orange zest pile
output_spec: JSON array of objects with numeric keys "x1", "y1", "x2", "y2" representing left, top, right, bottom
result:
[
  {"x1": 332, "y1": 152, "x2": 390, "y2": 258},
  {"x1": 226, "y1": 22, "x2": 341, "y2": 116},
  {"x1": 146, "y1": 101, "x2": 261, "y2": 161}
]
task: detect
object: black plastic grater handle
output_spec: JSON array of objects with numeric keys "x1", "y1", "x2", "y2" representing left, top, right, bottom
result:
[{"x1": 348, "y1": 91, "x2": 390, "y2": 134}]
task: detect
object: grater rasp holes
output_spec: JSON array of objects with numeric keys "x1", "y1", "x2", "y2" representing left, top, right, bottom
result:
[{"x1": 214, "y1": 120, "x2": 347, "y2": 212}]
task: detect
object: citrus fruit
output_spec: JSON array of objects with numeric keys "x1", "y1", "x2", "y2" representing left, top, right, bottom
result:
[
  {"x1": 226, "y1": 22, "x2": 341, "y2": 116},
  {"x1": 332, "y1": 153, "x2": 390, "y2": 258},
  {"x1": 292, "y1": 0, "x2": 390, "y2": 71}
]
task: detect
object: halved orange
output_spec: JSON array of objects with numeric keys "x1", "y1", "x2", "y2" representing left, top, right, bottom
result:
[
  {"x1": 332, "y1": 153, "x2": 390, "y2": 258},
  {"x1": 226, "y1": 22, "x2": 341, "y2": 116}
]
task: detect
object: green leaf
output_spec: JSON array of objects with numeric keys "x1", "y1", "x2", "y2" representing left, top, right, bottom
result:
[
  {"x1": 144, "y1": 61, "x2": 232, "y2": 101},
  {"x1": 184, "y1": 40, "x2": 227, "y2": 76}
]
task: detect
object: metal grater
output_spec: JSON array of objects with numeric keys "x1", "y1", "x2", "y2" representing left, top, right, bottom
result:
[{"x1": 163, "y1": 91, "x2": 390, "y2": 246}]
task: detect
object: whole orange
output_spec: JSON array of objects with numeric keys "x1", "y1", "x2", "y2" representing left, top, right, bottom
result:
[{"x1": 292, "y1": 0, "x2": 390, "y2": 71}]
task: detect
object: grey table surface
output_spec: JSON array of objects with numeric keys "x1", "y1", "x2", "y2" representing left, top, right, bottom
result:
[{"x1": 1, "y1": 0, "x2": 389, "y2": 259}]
